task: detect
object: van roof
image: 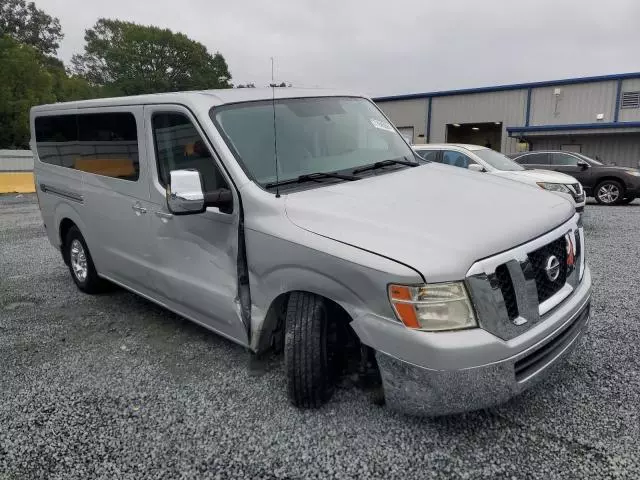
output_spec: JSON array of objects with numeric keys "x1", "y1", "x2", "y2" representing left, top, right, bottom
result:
[{"x1": 31, "y1": 88, "x2": 363, "y2": 113}]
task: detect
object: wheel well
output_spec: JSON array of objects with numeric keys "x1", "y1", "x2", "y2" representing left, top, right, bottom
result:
[
  {"x1": 595, "y1": 176, "x2": 626, "y2": 189},
  {"x1": 256, "y1": 291, "x2": 355, "y2": 355},
  {"x1": 59, "y1": 218, "x2": 77, "y2": 264}
]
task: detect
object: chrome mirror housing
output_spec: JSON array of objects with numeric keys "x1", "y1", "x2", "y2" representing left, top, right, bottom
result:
[{"x1": 167, "y1": 169, "x2": 205, "y2": 214}]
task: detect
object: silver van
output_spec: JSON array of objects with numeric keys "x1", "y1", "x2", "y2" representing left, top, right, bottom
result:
[{"x1": 31, "y1": 90, "x2": 591, "y2": 416}]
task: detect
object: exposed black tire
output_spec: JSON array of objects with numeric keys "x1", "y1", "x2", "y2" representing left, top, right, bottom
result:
[
  {"x1": 64, "y1": 226, "x2": 105, "y2": 294},
  {"x1": 285, "y1": 292, "x2": 335, "y2": 408},
  {"x1": 620, "y1": 196, "x2": 637, "y2": 205},
  {"x1": 595, "y1": 180, "x2": 625, "y2": 205}
]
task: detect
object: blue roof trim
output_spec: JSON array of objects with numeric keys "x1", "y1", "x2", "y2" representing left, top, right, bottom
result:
[
  {"x1": 373, "y1": 71, "x2": 640, "y2": 102},
  {"x1": 507, "y1": 122, "x2": 640, "y2": 135}
]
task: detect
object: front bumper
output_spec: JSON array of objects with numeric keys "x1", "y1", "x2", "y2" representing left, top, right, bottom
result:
[{"x1": 352, "y1": 266, "x2": 591, "y2": 416}]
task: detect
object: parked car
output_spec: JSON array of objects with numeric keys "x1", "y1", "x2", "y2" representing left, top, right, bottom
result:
[
  {"x1": 508, "y1": 151, "x2": 640, "y2": 205},
  {"x1": 413, "y1": 144, "x2": 586, "y2": 212},
  {"x1": 31, "y1": 90, "x2": 591, "y2": 416}
]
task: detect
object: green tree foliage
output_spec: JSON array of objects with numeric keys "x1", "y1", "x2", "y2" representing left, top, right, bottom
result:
[
  {"x1": 0, "y1": 34, "x2": 100, "y2": 148},
  {"x1": 0, "y1": 35, "x2": 54, "y2": 148},
  {"x1": 0, "y1": 0, "x2": 62, "y2": 55},
  {"x1": 71, "y1": 19, "x2": 232, "y2": 95}
]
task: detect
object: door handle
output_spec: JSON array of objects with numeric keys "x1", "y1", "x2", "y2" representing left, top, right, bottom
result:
[
  {"x1": 155, "y1": 211, "x2": 173, "y2": 220},
  {"x1": 132, "y1": 204, "x2": 147, "y2": 215}
]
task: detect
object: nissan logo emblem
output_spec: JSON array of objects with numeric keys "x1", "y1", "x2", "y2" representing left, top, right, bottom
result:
[{"x1": 545, "y1": 255, "x2": 561, "y2": 282}]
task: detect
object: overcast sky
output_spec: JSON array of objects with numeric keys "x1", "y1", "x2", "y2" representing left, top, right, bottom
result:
[{"x1": 37, "y1": 0, "x2": 640, "y2": 97}]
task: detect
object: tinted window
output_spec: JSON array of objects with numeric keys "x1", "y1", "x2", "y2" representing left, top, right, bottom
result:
[
  {"x1": 35, "y1": 115, "x2": 78, "y2": 167},
  {"x1": 77, "y1": 113, "x2": 139, "y2": 180},
  {"x1": 442, "y1": 150, "x2": 476, "y2": 169},
  {"x1": 35, "y1": 112, "x2": 139, "y2": 181},
  {"x1": 550, "y1": 152, "x2": 579, "y2": 166},
  {"x1": 415, "y1": 150, "x2": 438, "y2": 161},
  {"x1": 517, "y1": 153, "x2": 549, "y2": 165},
  {"x1": 152, "y1": 113, "x2": 228, "y2": 192}
]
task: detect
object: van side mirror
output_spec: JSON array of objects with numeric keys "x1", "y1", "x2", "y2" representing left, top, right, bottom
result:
[
  {"x1": 468, "y1": 164, "x2": 485, "y2": 173},
  {"x1": 167, "y1": 169, "x2": 233, "y2": 215},
  {"x1": 167, "y1": 169, "x2": 205, "y2": 214},
  {"x1": 576, "y1": 160, "x2": 589, "y2": 170}
]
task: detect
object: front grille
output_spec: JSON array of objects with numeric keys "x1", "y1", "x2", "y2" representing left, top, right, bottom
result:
[
  {"x1": 495, "y1": 265, "x2": 518, "y2": 321},
  {"x1": 465, "y1": 220, "x2": 584, "y2": 341},
  {"x1": 528, "y1": 237, "x2": 568, "y2": 303},
  {"x1": 515, "y1": 303, "x2": 589, "y2": 382}
]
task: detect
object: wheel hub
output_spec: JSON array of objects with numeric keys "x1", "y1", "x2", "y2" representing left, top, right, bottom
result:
[
  {"x1": 598, "y1": 184, "x2": 620, "y2": 204},
  {"x1": 70, "y1": 239, "x2": 88, "y2": 282}
]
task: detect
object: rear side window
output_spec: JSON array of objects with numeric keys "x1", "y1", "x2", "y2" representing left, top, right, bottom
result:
[
  {"x1": 35, "y1": 115, "x2": 78, "y2": 167},
  {"x1": 415, "y1": 150, "x2": 438, "y2": 162},
  {"x1": 517, "y1": 153, "x2": 549, "y2": 165},
  {"x1": 34, "y1": 112, "x2": 139, "y2": 181},
  {"x1": 152, "y1": 112, "x2": 228, "y2": 193}
]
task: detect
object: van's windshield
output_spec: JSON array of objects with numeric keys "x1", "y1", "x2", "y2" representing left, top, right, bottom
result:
[{"x1": 211, "y1": 97, "x2": 417, "y2": 188}]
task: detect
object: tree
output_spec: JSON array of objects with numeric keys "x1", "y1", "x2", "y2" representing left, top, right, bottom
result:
[
  {"x1": 0, "y1": 0, "x2": 63, "y2": 56},
  {"x1": 71, "y1": 19, "x2": 232, "y2": 96},
  {"x1": 0, "y1": 35, "x2": 55, "y2": 148}
]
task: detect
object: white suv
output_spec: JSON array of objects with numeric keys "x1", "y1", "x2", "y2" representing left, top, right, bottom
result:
[{"x1": 413, "y1": 144, "x2": 586, "y2": 212}]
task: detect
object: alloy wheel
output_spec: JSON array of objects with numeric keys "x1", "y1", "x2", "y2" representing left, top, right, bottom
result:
[
  {"x1": 597, "y1": 184, "x2": 620, "y2": 204},
  {"x1": 70, "y1": 239, "x2": 88, "y2": 282}
]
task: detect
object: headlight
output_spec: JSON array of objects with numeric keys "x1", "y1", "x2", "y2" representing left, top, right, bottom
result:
[
  {"x1": 537, "y1": 182, "x2": 571, "y2": 193},
  {"x1": 626, "y1": 170, "x2": 640, "y2": 177},
  {"x1": 388, "y1": 282, "x2": 477, "y2": 331}
]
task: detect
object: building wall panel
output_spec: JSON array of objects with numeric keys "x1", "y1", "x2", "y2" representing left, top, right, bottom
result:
[
  {"x1": 429, "y1": 90, "x2": 528, "y2": 153},
  {"x1": 618, "y1": 79, "x2": 640, "y2": 122},
  {"x1": 376, "y1": 99, "x2": 428, "y2": 144},
  {"x1": 530, "y1": 81, "x2": 617, "y2": 125}
]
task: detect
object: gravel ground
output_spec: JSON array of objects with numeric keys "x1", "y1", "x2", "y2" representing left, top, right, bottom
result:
[{"x1": 1, "y1": 194, "x2": 639, "y2": 479}]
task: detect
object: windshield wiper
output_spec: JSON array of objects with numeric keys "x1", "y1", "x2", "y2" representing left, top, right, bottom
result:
[
  {"x1": 265, "y1": 171, "x2": 359, "y2": 189},
  {"x1": 352, "y1": 157, "x2": 420, "y2": 175}
]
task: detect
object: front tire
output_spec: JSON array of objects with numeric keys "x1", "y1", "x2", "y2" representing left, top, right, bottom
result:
[
  {"x1": 285, "y1": 292, "x2": 335, "y2": 408},
  {"x1": 64, "y1": 226, "x2": 104, "y2": 294},
  {"x1": 595, "y1": 180, "x2": 624, "y2": 205}
]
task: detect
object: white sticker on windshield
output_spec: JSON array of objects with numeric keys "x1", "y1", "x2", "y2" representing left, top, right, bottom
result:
[{"x1": 370, "y1": 118, "x2": 395, "y2": 132}]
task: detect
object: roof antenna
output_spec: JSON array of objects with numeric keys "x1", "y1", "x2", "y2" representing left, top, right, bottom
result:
[{"x1": 271, "y1": 57, "x2": 281, "y2": 198}]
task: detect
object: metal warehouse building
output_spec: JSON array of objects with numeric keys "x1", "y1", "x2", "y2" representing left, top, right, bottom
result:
[{"x1": 374, "y1": 72, "x2": 640, "y2": 168}]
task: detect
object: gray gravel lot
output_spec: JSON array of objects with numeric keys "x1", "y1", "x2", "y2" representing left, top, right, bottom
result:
[{"x1": 1, "y1": 194, "x2": 639, "y2": 479}]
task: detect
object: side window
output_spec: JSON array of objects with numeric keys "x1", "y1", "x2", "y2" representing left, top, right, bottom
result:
[
  {"x1": 77, "y1": 112, "x2": 139, "y2": 181},
  {"x1": 35, "y1": 112, "x2": 139, "y2": 181},
  {"x1": 518, "y1": 153, "x2": 549, "y2": 165},
  {"x1": 442, "y1": 150, "x2": 476, "y2": 169},
  {"x1": 415, "y1": 150, "x2": 438, "y2": 162},
  {"x1": 550, "y1": 152, "x2": 579, "y2": 166},
  {"x1": 152, "y1": 112, "x2": 227, "y2": 193},
  {"x1": 34, "y1": 115, "x2": 78, "y2": 167}
]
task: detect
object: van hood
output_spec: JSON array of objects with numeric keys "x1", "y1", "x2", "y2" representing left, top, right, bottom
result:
[
  {"x1": 285, "y1": 163, "x2": 574, "y2": 282},
  {"x1": 493, "y1": 169, "x2": 579, "y2": 185}
]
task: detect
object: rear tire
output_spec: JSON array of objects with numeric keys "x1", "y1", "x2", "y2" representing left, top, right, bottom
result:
[
  {"x1": 595, "y1": 180, "x2": 625, "y2": 205},
  {"x1": 620, "y1": 196, "x2": 636, "y2": 205},
  {"x1": 285, "y1": 292, "x2": 335, "y2": 408},
  {"x1": 64, "y1": 226, "x2": 105, "y2": 294}
]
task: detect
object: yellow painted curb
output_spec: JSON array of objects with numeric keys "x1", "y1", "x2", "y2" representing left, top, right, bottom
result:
[{"x1": 0, "y1": 172, "x2": 35, "y2": 193}]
